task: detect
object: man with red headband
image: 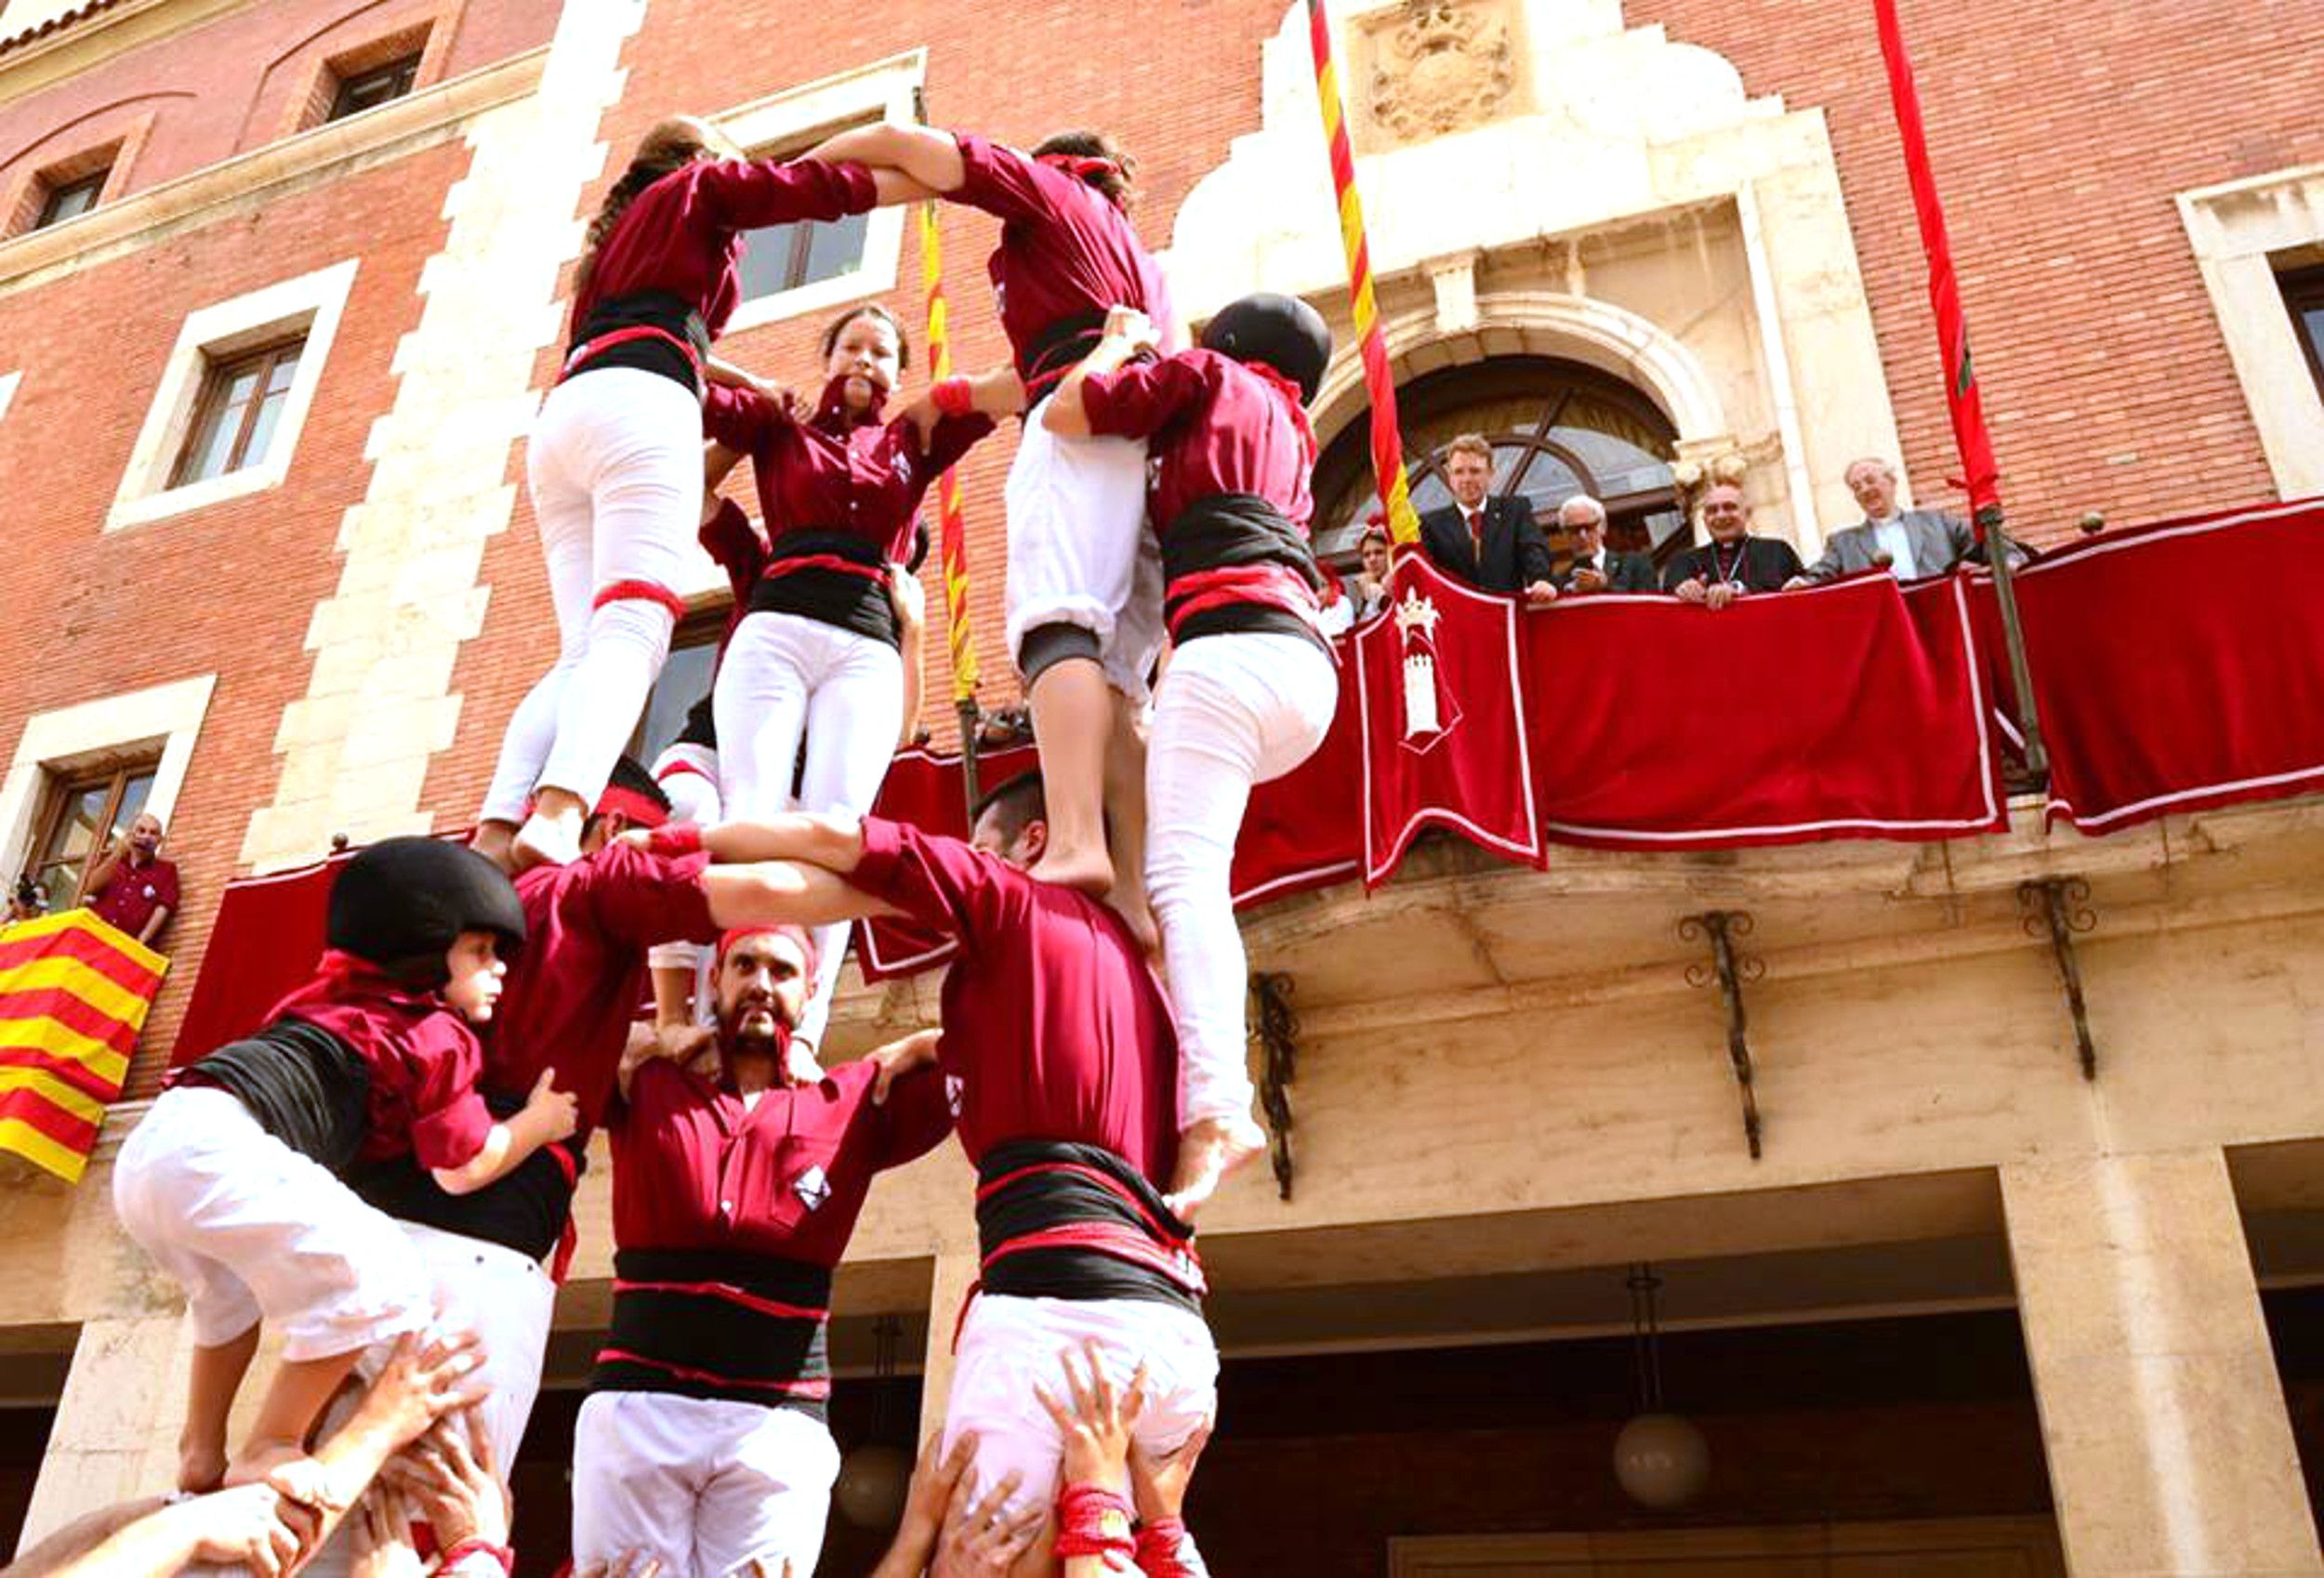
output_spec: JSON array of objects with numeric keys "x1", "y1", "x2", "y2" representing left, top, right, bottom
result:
[
  {"x1": 667, "y1": 774, "x2": 1216, "y2": 1570},
  {"x1": 572, "y1": 922, "x2": 948, "y2": 1577}
]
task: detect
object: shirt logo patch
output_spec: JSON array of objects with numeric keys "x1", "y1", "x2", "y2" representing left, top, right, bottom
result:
[
  {"x1": 793, "y1": 1164, "x2": 831, "y2": 1212},
  {"x1": 944, "y1": 1074, "x2": 965, "y2": 1117}
]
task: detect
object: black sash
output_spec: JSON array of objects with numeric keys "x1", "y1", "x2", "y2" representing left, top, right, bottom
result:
[
  {"x1": 976, "y1": 1140, "x2": 1204, "y2": 1315},
  {"x1": 178, "y1": 1019, "x2": 370, "y2": 1172},
  {"x1": 592, "y1": 1247, "x2": 836, "y2": 1419},
  {"x1": 567, "y1": 290, "x2": 710, "y2": 392}
]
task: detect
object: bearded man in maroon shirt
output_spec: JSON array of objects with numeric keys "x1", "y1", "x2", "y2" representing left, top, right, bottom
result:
[{"x1": 573, "y1": 921, "x2": 950, "y2": 1578}]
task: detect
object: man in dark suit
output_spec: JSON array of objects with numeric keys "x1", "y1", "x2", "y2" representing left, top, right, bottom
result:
[
  {"x1": 1662, "y1": 481, "x2": 1803, "y2": 609},
  {"x1": 1418, "y1": 433, "x2": 1558, "y2": 607},
  {"x1": 1553, "y1": 494, "x2": 1657, "y2": 594}
]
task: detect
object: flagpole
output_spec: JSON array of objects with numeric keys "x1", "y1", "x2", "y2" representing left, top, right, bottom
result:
[
  {"x1": 1304, "y1": 0, "x2": 1424, "y2": 553},
  {"x1": 1873, "y1": 0, "x2": 2047, "y2": 776},
  {"x1": 912, "y1": 87, "x2": 984, "y2": 817}
]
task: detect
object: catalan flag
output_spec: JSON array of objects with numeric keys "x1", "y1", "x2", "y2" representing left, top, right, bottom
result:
[
  {"x1": 918, "y1": 197, "x2": 981, "y2": 703},
  {"x1": 0, "y1": 909, "x2": 166, "y2": 1182}
]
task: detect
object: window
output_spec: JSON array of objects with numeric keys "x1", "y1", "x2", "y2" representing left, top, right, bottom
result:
[
  {"x1": 24, "y1": 760, "x2": 156, "y2": 914},
  {"x1": 107, "y1": 258, "x2": 356, "y2": 531},
  {"x1": 2280, "y1": 265, "x2": 2324, "y2": 407},
  {"x1": 169, "y1": 336, "x2": 303, "y2": 487},
  {"x1": 735, "y1": 132, "x2": 874, "y2": 306},
  {"x1": 327, "y1": 51, "x2": 422, "y2": 122},
  {"x1": 33, "y1": 167, "x2": 105, "y2": 229},
  {"x1": 1313, "y1": 356, "x2": 1684, "y2": 571},
  {"x1": 713, "y1": 52, "x2": 922, "y2": 334},
  {"x1": 629, "y1": 606, "x2": 729, "y2": 764}
]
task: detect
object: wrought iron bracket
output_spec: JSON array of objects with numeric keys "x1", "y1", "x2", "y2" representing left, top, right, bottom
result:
[
  {"x1": 2019, "y1": 877, "x2": 2100, "y2": 1080},
  {"x1": 1250, "y1": 971, "x2": 1300, "y2": 1201},
  {"x1": 1681, "y1": 911, "x2": 1766, "y2": 1159}
]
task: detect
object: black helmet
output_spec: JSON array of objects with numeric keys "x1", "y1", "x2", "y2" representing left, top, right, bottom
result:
[
  {"x1": 327, "y1": 837, "x2": 525, "y2": 974},
  {"x1": 1200, "y1": 292, "x2": 1333, "y2": 404}
]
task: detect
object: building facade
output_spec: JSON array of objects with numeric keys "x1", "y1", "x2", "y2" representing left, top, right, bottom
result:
[{"x1": 4, "y1": 1, "x2": 2324, "y2": 1574}]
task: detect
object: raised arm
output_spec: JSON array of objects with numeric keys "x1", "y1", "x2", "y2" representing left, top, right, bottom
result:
[
  {"x1": 700, "y1": 855, "x2": 899, "y2": 930},
  {"x1": 802, "y1": 123, "x2": 967, "y2": 195},
  {"x1": 1044, "y1": 308, "x2": 1160, "y2": 438}
]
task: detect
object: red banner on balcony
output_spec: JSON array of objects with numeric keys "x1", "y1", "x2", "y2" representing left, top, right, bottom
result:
[
  {"x1": 1354, "y1": 558, "x2": 1543, "y2": 885},
  {"x1": 1528, "y1": 573, "x2": 2005, "y2": 848},
  {"x1": 171, "y1": 851, "x2": 350, "y2": 1067},
  {"x1": 1973, "y1": 498, "x2": 2324, "y2": 832},
  {"x1": 0, "y1": 909, "x2": 166, "y2": 1181}
]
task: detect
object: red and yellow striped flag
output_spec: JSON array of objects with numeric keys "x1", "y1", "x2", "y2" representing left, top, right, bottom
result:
[
  {"x1": 1307, "y1": 0, "x2": 1423, "y2": 547},
  {"x1": 918, "y1": 200, "x2": 980, "y2": 703},
  {"x1": 0, "y1": 909, "x2": 165, "y2": 1182}
]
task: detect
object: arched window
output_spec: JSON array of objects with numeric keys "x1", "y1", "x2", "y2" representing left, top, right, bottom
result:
[{"x1": 1313, "y1": 356, "x2": 1684, "y2": 569}]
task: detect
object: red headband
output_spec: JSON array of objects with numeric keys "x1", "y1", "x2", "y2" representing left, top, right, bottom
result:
[
  {"x1": 718, "y1": 924, "x2": 817, "y2": 980},
  {"x1": 594, "y1": 783, "x2": 669, "y2": 829},
  {"x1": 1036, "y1": 151, "x2": 1125, "y2": 190}
]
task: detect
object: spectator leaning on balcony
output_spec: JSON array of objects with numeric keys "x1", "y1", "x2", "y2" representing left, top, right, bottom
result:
[
  {"x1": 1347, "y1": 523, "x2": 1393, "y2": 618},
  {"x1": 1552, "y1": 494, "x2": 1657, "y2": 594},
  {"x1": 1418, "y1": 434, "x2": 1557, "y2": 607},
  {"x1": 1786, "y1": 456, "x2": 2012, "y2": 585},
  {"x1": 1662, "y1": 482, "x2": 1803, "y2": 609},
  {"x1": 83, "y1": 811, "x2": 178, "y2": 948}
]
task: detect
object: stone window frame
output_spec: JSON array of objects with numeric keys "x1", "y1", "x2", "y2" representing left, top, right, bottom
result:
[
  {"x1": 715, "y1": 50, "x2": 924, "y2": 336},
  {"x1": 0, "y1": 676, "x2": 217, "y2": 905},
  {"x1": 103, "y1": 257, "x2": 359, "y2": 533},
  {"x1": 2177, "y1": 164, "x2": 2324, "y2": 500}
]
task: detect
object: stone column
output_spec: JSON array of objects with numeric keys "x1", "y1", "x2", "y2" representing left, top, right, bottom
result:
[
  {"x1": 2002, "y1": 1150, "x2": 2324, "y2": 1576},
  {"x1": 917, "y1": 1247, "x2": 981, "y2": 1439},
  {"x1": 20, "y1": 1316, "x2": 192, "y2": 1545}
]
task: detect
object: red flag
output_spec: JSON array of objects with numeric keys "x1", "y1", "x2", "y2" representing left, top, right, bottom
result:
[
  {"x1": 1353, "y1": 559, "x2": 1541, "y2": 886},
  {"x1": 1874, "y1": 0, "x2": 2000, "y2": 522}
]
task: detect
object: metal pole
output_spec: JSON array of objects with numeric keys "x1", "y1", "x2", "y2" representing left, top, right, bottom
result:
[
  {"x1": 1978, "y1": 504, "x2": 2049, "y2": 778},
  {"x1": 956, "y1": 697, "x2": 983, "y2": 820}
]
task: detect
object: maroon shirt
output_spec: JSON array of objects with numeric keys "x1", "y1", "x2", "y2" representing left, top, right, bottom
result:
[
  {"x1": 272, "y1": 977, "x2": 494, "y2": 1171},
  {"x1": 950, "y1": 134, "x2": 1175, "y2": 389},
  {"x1": 847, "y1": 817, "x2": 1179, "y2": 1186},
  {"x1": 703, "y1": 378, "x2": 995, "y2": 559},
  {"x1": 575, "y1": 158, "x2": 879, "y2": 342},
  {"x1": 87, "y1": 854, "x2": 178, "y2": 939},
  {"x1": 608, "y1": 1057, "x2": 953, "y2": 1263},
  {"x1": 492, "y1": 843, "x2": 720, "y2": 1139},
  {"x1": 1077, "y1": 348, "x2": 1315, "y2": 532}
]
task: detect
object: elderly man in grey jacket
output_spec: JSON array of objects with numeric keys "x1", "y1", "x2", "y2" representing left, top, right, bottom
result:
[{"x1": 1789, "y1": 457, "x2": 2017, "y2": 585}]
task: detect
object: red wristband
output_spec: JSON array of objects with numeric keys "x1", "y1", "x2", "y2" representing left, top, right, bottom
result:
[
  {"x1": 643, "y1": 821, "x2": 704, "y2": 858},
  {"x1": 931, "y1": 375, "x2": 974, "y2": 419},
  {"x1": 1134, "y1": 1519, "x2": 1208, "y2": 1576},
  {"x1": 439, "y1": 1539, "x2": 515, "y2": 1577},
  {"x1": 1054, "y1": 1483, "x2": 1136, "y2": 1562}
]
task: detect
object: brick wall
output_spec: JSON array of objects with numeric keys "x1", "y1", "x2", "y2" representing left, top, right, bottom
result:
[{"x1": 0, "y1": 141, "x2": 473, "y2": 1086}]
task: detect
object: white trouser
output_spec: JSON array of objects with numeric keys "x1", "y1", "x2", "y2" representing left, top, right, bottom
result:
[
  {"x1": 1146, "y1": 634, "x2": 1338, "y2": 1128},
  {"x1": 1003, "y1": 419, "x2": 1164, "y2": 705},
  {"x1": 111, "y1": 1087, "x2": 429, "y2": 1359},
  {"x1": 572, "y1": 1392, "x2": 839, "y2": 1578},
  {"x1": 481, "y1": 368, "x2": 699, "y2": 822},
  {"x1": 941, "y1": 1293, "x2": 1217, "y2": 1516},
  {"x1": 301, "y1": 1224, "x2": 555, "y2": 1578},
  {"x1": 648, "y1": 743, "x2": 722, "y2": 1019},
  {"x1": 714, "y1": 611, "x2": 903, "y2": 1049}
]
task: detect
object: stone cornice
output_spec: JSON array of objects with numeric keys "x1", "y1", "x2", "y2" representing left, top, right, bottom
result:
[
  {"x1": 0, "y1": 0, "x2": 248, "y2": 102},
  {"x1": 0, "y1": 43, "x2": 547, "y2": 297}
]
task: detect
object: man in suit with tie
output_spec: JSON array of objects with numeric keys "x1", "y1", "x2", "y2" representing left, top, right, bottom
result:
[
  {"x1": 1788, "y1": 456, "x2": 2018, "y2": 585},
  {"x1": 1418, "y1": 433, "x2": 1558, "y2": 607},
  {"x1": 1552, "y1": 494, "x2": 1658, "y2": 594}
]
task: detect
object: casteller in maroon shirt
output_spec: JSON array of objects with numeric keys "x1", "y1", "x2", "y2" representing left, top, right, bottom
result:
[
  {"x1": 592, "y1": 1055, "x2": 954, "y2": 1416},
  {"x1": 847, "y1": 815, "x2": 1177, "y2": 1181},
  {"x1": 87, "y1": 852, "x2": 178, "y2": 940},
  {"x1": 948, "y1": 134, "x2": 1175, "y2": 397}
]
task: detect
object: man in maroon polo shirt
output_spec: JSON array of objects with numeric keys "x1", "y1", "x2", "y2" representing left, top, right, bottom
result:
[
  {"x1": 680, "y1": 773, "x2": 1218, "y2": 1569},
  {"x1": 84, "y1": 811, "x2": 178, "y2": 947},
  {"x1": 573, "y1": 923, "x2": 950, "y2": 1578}
]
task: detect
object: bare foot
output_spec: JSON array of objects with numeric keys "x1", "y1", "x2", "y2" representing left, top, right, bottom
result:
[
  {"x1": 1165, "y1": 1115, "x2": 1267, "y2": 1219},
  {"x1": 1027, "y1": 844, "x2": 1115, "y2": 897},
  {"x1": 221, "y1": 1437, "x2": 308, "y2": 1492},
  {"x1": 512, "y1": 809, "x2": 582, "y2": 871},
  {"x1": 178, "y1": 1433, "x2": 230, "y2": 1494}
]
